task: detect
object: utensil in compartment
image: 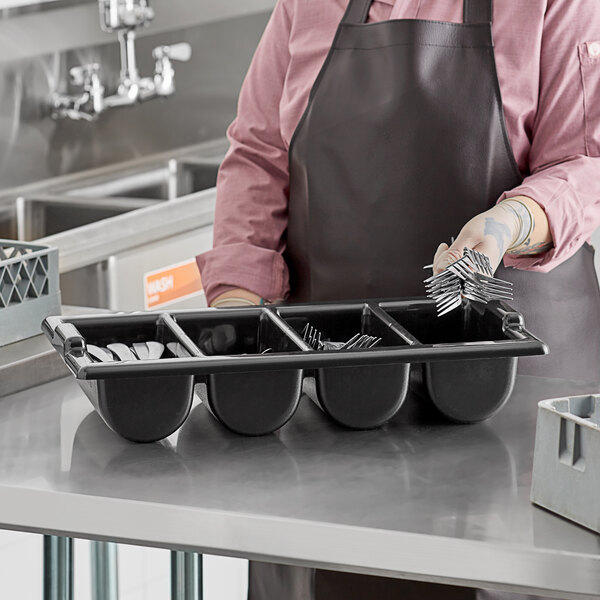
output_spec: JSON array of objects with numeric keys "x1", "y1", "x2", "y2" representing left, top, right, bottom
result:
[
  {"x1": 107, "y1": 343, "x2": 137, "y2": 361},
  {"x1": 87, "y1": 344, "x2": 116, "y2": 363},
  {"x1": 302, "y1": 323, "x2": 382, "y2": 351}
]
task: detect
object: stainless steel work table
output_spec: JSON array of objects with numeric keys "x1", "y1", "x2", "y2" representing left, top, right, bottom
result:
[{"x1": 0, "y1": 374, "x2": 599, "y2": 599}]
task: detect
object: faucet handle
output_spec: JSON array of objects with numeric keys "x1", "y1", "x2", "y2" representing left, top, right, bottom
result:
[
  {"x1": 152, "y1": 42, "x2": 192, "y2": 63},
  {"x1": 70, "y1": 63, "x2": 101, "y2": 86}
]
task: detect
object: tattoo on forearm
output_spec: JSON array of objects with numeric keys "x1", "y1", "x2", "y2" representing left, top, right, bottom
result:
[
  {"x1": 484, "y1": 217, "x2": 512, "y2": 256},
  {"x1": 507, "y1": 241, "x2": 553, "y2": 256}
]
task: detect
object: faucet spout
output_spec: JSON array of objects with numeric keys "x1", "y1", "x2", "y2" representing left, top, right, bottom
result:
[
  {"x1": 51, "y1": 0, "x2": 191, "y2": 121},
  {"x1": 118, "y1": 29, "x2": 140, "y2": 85}
]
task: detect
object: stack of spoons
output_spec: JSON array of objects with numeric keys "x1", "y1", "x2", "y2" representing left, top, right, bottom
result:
[{"x1": 86, "y1": 341, "x2": 166, "y2": 362}]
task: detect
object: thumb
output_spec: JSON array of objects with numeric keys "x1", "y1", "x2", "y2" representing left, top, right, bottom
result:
[
  {"x1": 433, "y1": 242, "x2": 449, "y2": 266},
  {"x1": 433, "y1": 235, "x2": 476, "y2": 274}
]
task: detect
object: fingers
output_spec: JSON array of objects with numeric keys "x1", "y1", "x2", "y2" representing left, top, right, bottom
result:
[
  {"x1": 433, "y1": 243, "x2": 449, "y2": 266},
  {"x1": 433, "y1": 235, "x2": 476, "y2": 274}
]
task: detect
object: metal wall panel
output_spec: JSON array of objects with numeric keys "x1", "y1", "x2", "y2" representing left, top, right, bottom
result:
[{"x1": 0, "y1": 10, "x2": 271, "y2": 189}]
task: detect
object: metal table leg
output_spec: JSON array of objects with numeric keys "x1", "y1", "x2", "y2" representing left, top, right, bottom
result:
[
  {"x1": 43, "y1": 536, "x2": 73, "y2": 600},
  {"x1": 171, "y1": 551, "x2": 203, "y2": 600},
  {"x1": 91, "y1": 541, "x2": 118, "y2": 600}
]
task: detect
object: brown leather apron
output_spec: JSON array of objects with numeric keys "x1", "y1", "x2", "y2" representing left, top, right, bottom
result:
[{"x1": 250, "y1": 0, "x2": 600, "y2": 597}]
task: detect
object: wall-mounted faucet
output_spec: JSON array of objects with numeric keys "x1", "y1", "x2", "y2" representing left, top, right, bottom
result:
[{"x1": 52, "y1": 0, "x2": 191, "y2": 121}]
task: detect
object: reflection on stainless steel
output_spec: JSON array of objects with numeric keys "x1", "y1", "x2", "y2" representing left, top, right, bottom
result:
[
  {"x1": 0, "y1": 12, "x2": 270, "y2": 189},
  {"x1": 0, "y1": 376, "x2": 599, "y2": 597},
  {"x1": 294, "y1": 384, "x2": 513, "y2": 538},
  {"x1": 62, "y1": 158, "x2": 219, "y2": 200},
  {"x1": 1, "y1": 1, "x2": 96, "y2": 20},
  {"x1": 70, "y1": 411, "x2": 194, "y2": 504},
  {"x1": 0, "y1": 195, "x2": 153, "y2": 241},
  {"x1": 532, "y1": 504, "x2": 600, "y2": 555},
  {"x1": 176, "y1": 400, "x2": 301, "y2": 513},
  {"x1": 53, "y1": 0, "x2": 192, "y2": 121}
]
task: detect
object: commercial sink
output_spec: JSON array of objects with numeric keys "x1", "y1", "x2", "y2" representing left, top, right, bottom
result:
[
  {"x1": 60, "y1": 159, "x2": 220, "y2": 201},
  {"x1": 0, "y1": 196, "x2": 153, "y2": 242},
  {"x1": 0, "y1": 138, "x2": 228, "y2": 311}
]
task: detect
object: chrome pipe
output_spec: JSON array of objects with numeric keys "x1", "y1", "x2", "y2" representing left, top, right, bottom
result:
[
  {"x1": 91, "y1": 541, "x2": 119, "y2": 600},
  {"x1": 171, "y1": 551, "x2": 203, "y2": 600},
  {"x1": 43, "y1": 536, "x2": 73, "y2": 600}
]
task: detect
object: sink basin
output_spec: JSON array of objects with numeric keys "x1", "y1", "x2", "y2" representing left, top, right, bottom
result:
[
  {"x1": 61, "y1": 159, "x2": 220, "y2": 201},
  {"x1": 0, "y1": 196, "x2": 153, "y2": 241}
]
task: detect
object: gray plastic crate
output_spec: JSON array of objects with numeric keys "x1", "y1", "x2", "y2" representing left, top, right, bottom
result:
[
  {"x1": 0, "y1": 240, "x2": 61, "y2": 346},
  {"x1": 531, "y1": 394, "x2": 600, "y2": 533}
]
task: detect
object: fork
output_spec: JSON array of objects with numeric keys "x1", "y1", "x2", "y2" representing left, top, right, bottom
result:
[
  {"x1": 302, "y1": 323, "x2": 381, "y2": 351},
  {"x1": 342, "y1": 334, "x2": 382, "y2": 350},
  {"x1": 302, "y1": 323, "x2": 324, "y2": 350},
  {"x1": 424, "y1": 247, "x2": 513, "y2": 316}
]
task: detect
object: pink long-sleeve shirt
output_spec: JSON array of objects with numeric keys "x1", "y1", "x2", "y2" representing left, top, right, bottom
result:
[{"x1": 198, "y1": 0, "x2": 600, "y2": 304}]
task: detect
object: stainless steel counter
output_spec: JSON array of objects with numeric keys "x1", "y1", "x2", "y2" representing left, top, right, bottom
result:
[
  {"x1": 0, "y1": 306, "x2": 109, "y2": 397},
  {"x1": 0, "y1": 375, "x2": 599, "y2": 599}
]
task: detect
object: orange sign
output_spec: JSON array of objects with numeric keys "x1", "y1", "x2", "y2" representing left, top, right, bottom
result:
[{"x1": 144, "y1": 259, "x2": 203, "y2": 310}]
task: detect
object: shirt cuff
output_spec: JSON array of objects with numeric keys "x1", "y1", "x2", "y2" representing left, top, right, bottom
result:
[
  {"x1": 197, "y1": 243, "x2": 290, "y2": 306},
  {"x1": 497, "y1": 179, "x2": 585, "y2": 273}
]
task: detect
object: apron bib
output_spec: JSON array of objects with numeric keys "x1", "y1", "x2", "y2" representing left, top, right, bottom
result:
[
  {"x1": 251, "y1": 0, "x2": 600, "y2": 598},
  {"x1": 284, "y1": 0, "x2": 600, "y2": 384}
]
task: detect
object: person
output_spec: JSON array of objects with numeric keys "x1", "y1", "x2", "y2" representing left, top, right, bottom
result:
[{"x1": 197, "y1": 0, "x2": 600, "y2": 598}]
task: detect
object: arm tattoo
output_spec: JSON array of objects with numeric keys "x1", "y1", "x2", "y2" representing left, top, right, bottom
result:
[
  {"x1": 507, "y1": 241, "x2": 553, "y2": 256},
  {"x1": 484, "y1": 217, "x2": 512, "y2": 256}
]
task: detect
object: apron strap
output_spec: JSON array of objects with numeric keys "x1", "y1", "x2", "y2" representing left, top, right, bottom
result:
[
  {"x1": 463, "y1": 0, "x2": 493, "y2": 23},
  {"x1": 341, "y1": 0, "x2": 373, "y2": 25}
]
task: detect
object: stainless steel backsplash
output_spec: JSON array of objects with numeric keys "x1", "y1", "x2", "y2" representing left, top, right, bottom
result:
[{"x1": 0, "y1": 10, "x2": 270, "y2": 190}]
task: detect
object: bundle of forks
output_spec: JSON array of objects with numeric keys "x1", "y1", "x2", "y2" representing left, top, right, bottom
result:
[
  {"x1": 302, "y1": 323, "x2": 381, "y2": 351},
  {"x1": 424, "y1": 248, "x2": 513, "y2": 316}
]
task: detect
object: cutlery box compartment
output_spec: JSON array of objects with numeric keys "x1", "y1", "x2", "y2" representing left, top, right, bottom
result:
[
  {"x1": 43, "y1": 298, "x2": 547, "y2": 441},
  {"x1": 174, "y1": 310, "x2": 305, "y2": 436},
  {"x1": 380, "y1": 300, "x2": 522, "y2": 422},
  {"x1": 277, "y1": 304, "x2": 412, "y2": 429},
  {"x1": 76, "y1": 375, "x2": 194, "y2": 443},
  {"x1": 48, "y1": 313, "x2": 195, "y2": 443}
]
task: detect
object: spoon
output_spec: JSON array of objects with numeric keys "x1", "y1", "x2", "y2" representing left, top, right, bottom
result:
[
  {"x1": 107, "y1": 343, "x2": 137, "y2": 362},
  {"x1": 87, "y1": 344, "x2": 116, "y2": 362}
]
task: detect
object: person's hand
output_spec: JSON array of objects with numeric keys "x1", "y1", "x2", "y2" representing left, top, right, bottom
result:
[
  {"x1": 210, "y1": 288, "x2": 263, "y2": 307},
  {"x1": 433, "y1": 203, "x2": 521, "y2": 275}
]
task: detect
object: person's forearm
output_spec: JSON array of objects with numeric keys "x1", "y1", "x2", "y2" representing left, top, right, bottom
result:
[
  {"x1": 498, "y1": 196, "x2": 554, "y2": 257},
  {"x1": 433, "y1": 195, "x2": 554, "y2": 275}
]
